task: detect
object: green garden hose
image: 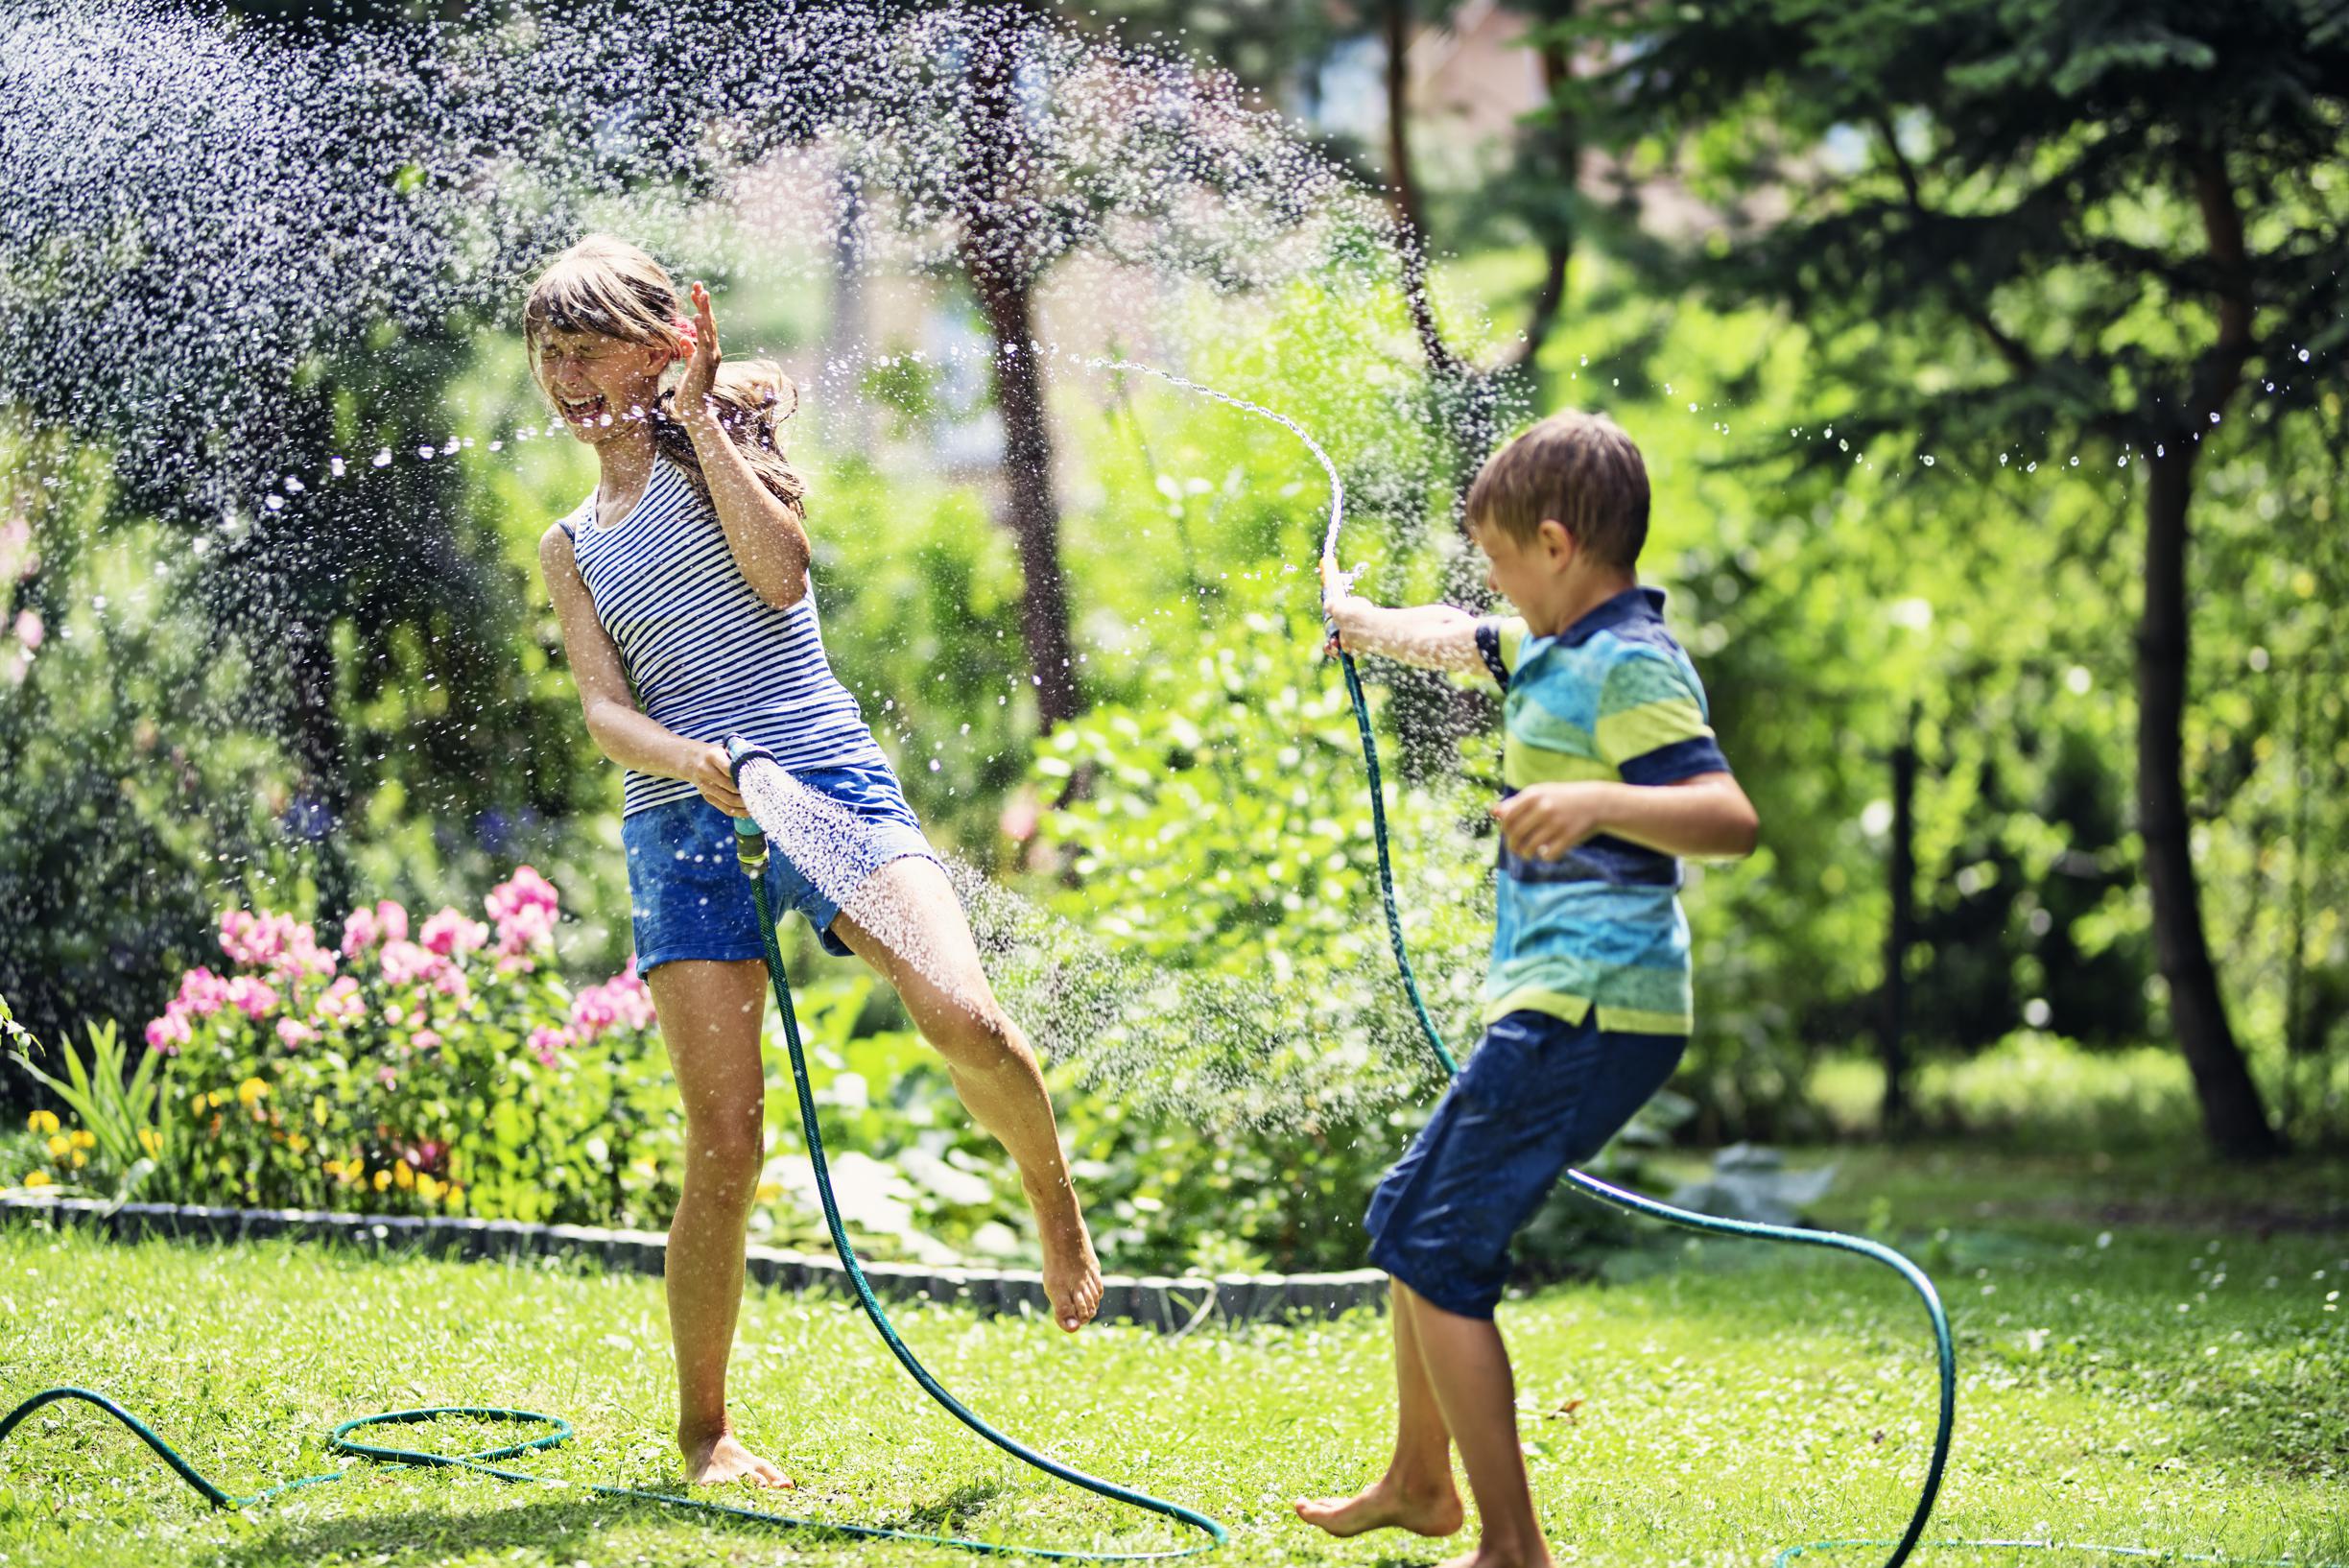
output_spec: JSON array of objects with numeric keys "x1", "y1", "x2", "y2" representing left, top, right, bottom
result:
[
  {"x1": 0, "y1": 750, "x2": 1223, "y2": 1561},
  {"x1": 1330, "y1": 642, "x2": 1954, "y2": 1568}
]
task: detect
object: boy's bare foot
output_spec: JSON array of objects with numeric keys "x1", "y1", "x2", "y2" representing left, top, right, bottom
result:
[
  {"x1": 1293, "y1": 1475, "x2": 1464, "y2": 1538},
  {"x1": 1026, "y1": 1177, "x2": 1103, "y2": 1332},
  {"x1": 681, "y1": 1429, "x2": 794, "y2": 1488},
  {"x1": 1435, "y1": 1547, "x2": 1556, "y2": 1568}
]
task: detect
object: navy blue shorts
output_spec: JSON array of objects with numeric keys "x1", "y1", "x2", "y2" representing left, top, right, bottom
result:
[
  {"x1": 1364, "y1": 1010, "x2": 1687, "y2": 1319},
  {"x1": 621, "y1": 763, "x2": 936, "y2": 973}
]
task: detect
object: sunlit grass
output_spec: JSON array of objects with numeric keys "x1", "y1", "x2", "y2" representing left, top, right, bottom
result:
[{"x1": 0, "y1": 1146, "x2": 2340, "y2": 1568}]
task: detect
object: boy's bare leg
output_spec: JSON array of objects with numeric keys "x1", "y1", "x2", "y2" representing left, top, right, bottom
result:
[
  {"x1": 1295, "y1": 1279, "x2": 1464, "y2": 1536},
  {"x1": 1404, "y1": 1280, "x2": 1554, "y2": 1568},
  {"x1": 831, "y1": 857, "x2": 1103, "y2": 1333},
  {"x1": 648, "y1": 960, "x2": 793, "y2": 1488}
]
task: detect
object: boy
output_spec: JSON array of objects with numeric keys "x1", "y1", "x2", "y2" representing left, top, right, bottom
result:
[{"x1": 1299, "y1": 410, "x2": 1758, "y2": 1568}]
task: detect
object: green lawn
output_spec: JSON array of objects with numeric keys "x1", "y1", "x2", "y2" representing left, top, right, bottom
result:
[{"x1": 0, "y1": 1145, "x2": 2341, "y2": 1568}]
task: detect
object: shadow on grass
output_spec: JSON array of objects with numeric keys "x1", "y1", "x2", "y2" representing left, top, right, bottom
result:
[{"x1": 207, "y1": 1476, "x2": 1026, "y2": 1567}]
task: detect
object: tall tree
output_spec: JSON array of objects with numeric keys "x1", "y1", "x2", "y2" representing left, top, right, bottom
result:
[
  {"x1": 953, "y1": 3, "x2": 1085, "y2": 730},
  {"x1": 1569, "y1": 0, "x2": 2349, "y2": 1157}
]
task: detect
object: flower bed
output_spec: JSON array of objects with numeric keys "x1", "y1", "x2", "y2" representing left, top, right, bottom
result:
[{"x1": 12, "y1": 869, "x2": 683, "y2": 1227}]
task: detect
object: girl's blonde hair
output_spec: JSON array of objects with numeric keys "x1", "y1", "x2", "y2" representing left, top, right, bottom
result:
[{"x1": 522, "y1": 235, "x2": 805, "y2": 512}]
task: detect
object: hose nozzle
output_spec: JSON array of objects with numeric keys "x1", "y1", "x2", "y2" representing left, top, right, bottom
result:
[{"x1": 725, "y1": 735, "x2": 774, "y2": 877}]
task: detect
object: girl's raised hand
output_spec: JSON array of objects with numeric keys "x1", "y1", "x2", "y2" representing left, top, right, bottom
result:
[{"x1": 675, "y1": 280, "x2": 722, "y2": 420}]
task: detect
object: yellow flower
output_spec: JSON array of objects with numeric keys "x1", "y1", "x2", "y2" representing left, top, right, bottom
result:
[
  {"x1": 24, "y1": 1171, "x2": 52, "y2": 1189},
  {"x1": 415, "y1": 1175, "x2": 445, "y2": 1202},
  {"x1": 69, "y1": 1152, "x2": 85, "y2": 1169},
  {"x1": 236, "y1": 1078, "x2": 269, "y2": 1107},
  {"x1": 754, "y1": 1181, "x2": 782, "y2": 1203},
  {"x1": 138, "y1": 1128, "x2": 162, "y2": 1157},
  {"x1": 26, "y1": 1109, "x2": 59, "y2": 1135},
  {"x1": 287, "y1": 1132, "x2": 309, "y2": 1155},
  {"x1": 372, "y1": 1168, "x2": 391, "y2": 1193},
  {"x1": 45, "y1": 1135, "x2": 68, "y2": 1158},
  {"x1": 393, "y1": 1159, "x2": 415, "y2": 1191},
  {"x1": 68, "y1": 1129, "x2": 95, "y2": 1151}
]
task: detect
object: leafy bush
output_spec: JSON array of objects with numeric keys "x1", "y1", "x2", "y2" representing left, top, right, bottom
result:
[{"x1": 1808, "y1": 1032, "x2": 2202, "y2": 1149}]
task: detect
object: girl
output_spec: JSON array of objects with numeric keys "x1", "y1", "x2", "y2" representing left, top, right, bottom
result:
[{"x1": 530, "y1": 235, "x2": 1103, "y2": 1488}]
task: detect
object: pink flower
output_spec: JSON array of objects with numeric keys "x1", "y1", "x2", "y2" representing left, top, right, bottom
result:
[
  {"x1": 273, "y1": 922, "x2": 337, "y2": 982},
  {"x1": 526, "y1": 1025, "x2": 573, "y2": 1067},
  {"x1": 379, "y1": 939, "x2": 443, "y2": 987},
  {"x1": 376, "y1": 1066, "x2": 398, "y2": 1090},
  {"x1": 431, "y1": 966, "x2": 471, "y2": 1006},
  {"x1": 411, "y1": 1028, "x2": 442, "y2": 1051},
  {"x1": 144, "y1": 1008, "x2": 192, "y2": 1055},
  {"x1": 176, "y1": 967, "x2": 230, "y2": 1016},
  {"x1": 225, "y1": 975, "x2": 280, "y2": 1019},
  {"x1": 419, "y1": 908, "x2": 488, "y2": 957},
  {"x1": 12, "y1": 609, "x2": 41, "y2": 651},
  {"x1": 486, "y1": 867, "x2": 560, "y2": 960},
  {"x1": 218, "y1": 909, "x2": 285, "y2": 968},
  {"x1": 340, "y1": 899, "x2": 410, "y2": 957},
  {"x1": 571, "y1": 968, "x2": 656, "y2": 1040},
  {"x1": 486, "y1": 866, "x2": 559, "y2": 924},
  {"x1": 275, "y1": 1018, "x2": 319, "y2": 1049},
  {"x1": 315, "y1": 975, "x2": 365, "y2": 1025}
]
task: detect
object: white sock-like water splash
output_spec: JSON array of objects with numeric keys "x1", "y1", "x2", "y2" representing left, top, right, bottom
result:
[{"x1": 734, "y1": 751, "x2": 1469, "y2": 1132}]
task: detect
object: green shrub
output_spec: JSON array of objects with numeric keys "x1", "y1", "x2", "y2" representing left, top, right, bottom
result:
[{"x1": 1808, "y1": 1032, "x2": 2201, "y2": 1148}]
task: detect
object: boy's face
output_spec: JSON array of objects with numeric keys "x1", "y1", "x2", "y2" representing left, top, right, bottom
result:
[{"x1": 1468, "y1": 511, "x2": 1567, "y2": 617}]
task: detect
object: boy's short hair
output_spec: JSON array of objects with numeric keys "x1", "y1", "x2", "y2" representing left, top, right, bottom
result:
[{"x1": 1465, "y1": 411, "x2": 1649, "y2": 569}]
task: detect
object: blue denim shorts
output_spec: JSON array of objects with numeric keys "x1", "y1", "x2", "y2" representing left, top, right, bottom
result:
[
  {"x1": 621, "y1": 763, "x2": 936, "y2": 972},
  {"x1": 1364, "y1": 1010, "x2": 1687, "y2": 1319}
]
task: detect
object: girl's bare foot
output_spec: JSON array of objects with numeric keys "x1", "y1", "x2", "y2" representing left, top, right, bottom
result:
[
  {"x1": 1027, "y1": 1177, "x2": 1103, "y2": 1332},
  {"x1": 1293, "y1": 1475, "x2": 1464, "y2": 1538},
  {"x1": 681, "y1": 1429, "x2": 794, "y2": 1488}
]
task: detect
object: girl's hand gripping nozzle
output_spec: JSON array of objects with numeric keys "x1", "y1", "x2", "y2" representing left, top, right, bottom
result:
[{"x1": 725, "y1": 735, "x2": 776, "y2": 879}]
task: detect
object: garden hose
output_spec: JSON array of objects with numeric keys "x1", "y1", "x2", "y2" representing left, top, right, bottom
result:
[
  {"x1": 723, "y1": 736, "x2": 1226, "y2": 1559},
  {"x1": 0, "y1": 772, "x2": 1223, "y2": 1563},
  {"x1": 1328, "y1": 638, "x2": 1954, "y2": 1568}
]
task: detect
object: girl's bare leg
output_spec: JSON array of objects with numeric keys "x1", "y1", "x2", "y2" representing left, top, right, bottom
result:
[
  {"x1": 1294, "y1": 1280, "x2": 1464, "y2": 1537},
  {"x1": 648, "y1": 958, "x2": 792, "y2": 1487},
  {"x1": 829, "y1": 856, "x2": 1103, "y2": 1332}
]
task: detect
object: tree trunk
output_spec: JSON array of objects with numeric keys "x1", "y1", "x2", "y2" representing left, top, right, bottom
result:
[
  {"x1": 957, "y1": 18, "x2": 1082, "y2": 731},
  {"x1": 1880, "y1": 707, "x2": 1916, "y2": 1138},
  {"x1": 283, "y1": 612, "x2": 355, "y2": 936},
  {"x1": 2138, "y1": 446, "x2": 2281, "y2": 1158},
  {"x1": 968, "y1": 258, "x2": 1082, "y2": 730}
]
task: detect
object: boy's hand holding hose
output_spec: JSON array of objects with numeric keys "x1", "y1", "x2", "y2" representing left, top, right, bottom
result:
[
  {"x1": 1320, "y1": 553, "x2": 1367, "y2": 656},
  {"x1": 1317, "y1": 554, "x2": 1483, "y2": 674}
]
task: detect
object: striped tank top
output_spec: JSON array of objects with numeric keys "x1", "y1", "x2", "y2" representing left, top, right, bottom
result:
[{"x1": 559, "y1": 458, "x2": 887, "y2": 816}]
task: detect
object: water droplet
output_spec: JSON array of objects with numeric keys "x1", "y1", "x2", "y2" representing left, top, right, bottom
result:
[
  {"x1": 372, "y1": 450, "x2": 393, "y2": 467},
  {"x1": 2027, "y1": 462, "x2": 2038, "y2": 473},
  {"x1": 416, "y1": 444, "x2": 435, "y2": 460},
  {"x1": 1921, "y1": 455, "x2": 1934, "y2": 467},
  {"x1": 2298, "y1": 347, "x2": 2311, "y2": 363}
]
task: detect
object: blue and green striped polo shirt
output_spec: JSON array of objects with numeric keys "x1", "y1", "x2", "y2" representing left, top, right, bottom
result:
[{"x1": 1472, "y1": 586, "x2": 1730, "y2": 1036}]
